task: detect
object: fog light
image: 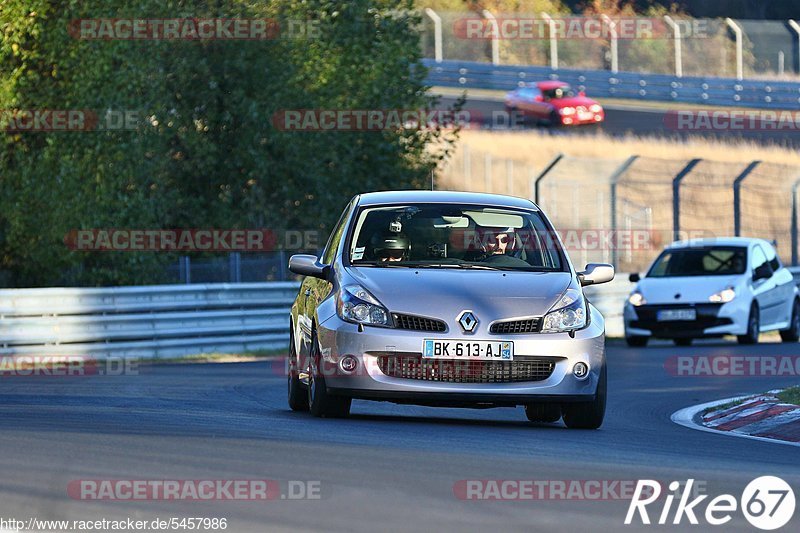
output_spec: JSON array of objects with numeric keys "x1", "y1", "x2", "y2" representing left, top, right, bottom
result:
[
  {"x1": 340, "y1": 355, "x2": 358, "y2": 373},
  {"x1": 573, "y1": 362, "x2": 589, "y2": 379}
]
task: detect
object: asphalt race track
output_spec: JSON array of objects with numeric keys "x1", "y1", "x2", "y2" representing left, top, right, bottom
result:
[
  {"x1": 0, "y1": 340, "x2": 798, "y2": 532},
  {"x1": 436, "y1": 96, "x2": 800, "y2": 148}
]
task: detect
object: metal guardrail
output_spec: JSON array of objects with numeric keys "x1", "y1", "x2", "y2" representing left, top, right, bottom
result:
[
  {"x1": 0, "y1": 283, "x2": 299, "y2": 358},
  {"x1": 424, "y1": 59, "x2": 800, "y2": 109},
  {"x1": 2, "y1": 270, "x2": 797, "y2": 358}
]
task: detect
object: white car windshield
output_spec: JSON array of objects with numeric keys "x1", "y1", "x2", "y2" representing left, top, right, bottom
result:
[
  {"x1": 647, "y1": 247, "x2": 747, "y2": 277},
  {"x1": 347, "y1": 203, "x2": 566, "y2": 271}
]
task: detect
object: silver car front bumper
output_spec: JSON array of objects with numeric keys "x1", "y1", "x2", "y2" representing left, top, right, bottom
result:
[{"x1": 314, "y1": 306, "x2": 606, "y2": 406}]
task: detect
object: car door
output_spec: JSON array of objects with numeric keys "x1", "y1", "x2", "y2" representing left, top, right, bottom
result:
[
  {"x1": 764, "y1": 244, "x2": 795, "y2": 327},
  {"x1": 297, "y1": 199, "x2": 354, "y2": 359},
  {"x1": 749, "y1": 244, "x2": 779, "y2": 327}
]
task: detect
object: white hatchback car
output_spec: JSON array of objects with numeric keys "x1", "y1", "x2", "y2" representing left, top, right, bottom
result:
[{"x1": 624, "y1": 238, "x2": 799, "y2": 346}]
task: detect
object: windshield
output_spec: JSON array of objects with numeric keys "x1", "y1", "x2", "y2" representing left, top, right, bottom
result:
[
  {"x1": 647, "y1": 247, "x2": 747, "y2": 278},
  {"x1": 347, "y1": 203, "x2": 566, "y2": 271},
  {"x1": 543, "y1": 85, "x2": 576, "y2": 99}
]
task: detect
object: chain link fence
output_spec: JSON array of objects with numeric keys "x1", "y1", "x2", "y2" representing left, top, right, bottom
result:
[
  {"x1": 438, "y1": 144, "x2": 800, "y2": 273},
  {"x1": 421, "y1": 12, "x2": 800, "y2": 79}
]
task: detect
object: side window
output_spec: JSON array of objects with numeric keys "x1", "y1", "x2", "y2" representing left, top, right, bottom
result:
[
  {"x1": 322, "y1": 200, "x2": 354, "y2": 264},
  {"x1": 750, "y1": 246, "x2": 768, "y2": 275},
  {"x1": 765, "y1": 244, "x2": 782, "y2": 271}
]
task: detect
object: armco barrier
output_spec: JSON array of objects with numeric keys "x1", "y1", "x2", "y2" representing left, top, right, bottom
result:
[
  {"x1": 424, "y1": 59, "x2": 800, "y2": 109},
  {"x1": 0, "y1": 283, "x2": 299, "y2": 358},
  {"x1": 2, "y1": 270, "x2": 797, "y2": 358}
]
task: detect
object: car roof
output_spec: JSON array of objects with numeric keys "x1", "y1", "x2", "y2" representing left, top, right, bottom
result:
[
  {"x1": 355, "y1": 190, "x2": 539, "y2": 211},
  {"x1": 667, "y1": 237, "x2": 772, "y2": 249},
  {"x1": 535, "y1": 81, "x2": 570, "y2": 90}
]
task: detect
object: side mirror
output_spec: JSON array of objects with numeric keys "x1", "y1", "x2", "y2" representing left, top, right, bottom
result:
[
  {"x1": 288, "y1": 254, "x2": 329, "y2": 280},
  {"x1": 753, "y1": 263, "x2": 773, "y2": 282},
  {"x1": 579, "y1": 263, "x2": 615, "y2": 287},
  {"x1": 629, "y1": 273, "x2": 641, "y2": 283}
]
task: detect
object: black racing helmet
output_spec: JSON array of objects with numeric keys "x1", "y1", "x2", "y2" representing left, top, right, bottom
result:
[{"x1": 371, "y1": 231, "x2": 411, "y2": 260}]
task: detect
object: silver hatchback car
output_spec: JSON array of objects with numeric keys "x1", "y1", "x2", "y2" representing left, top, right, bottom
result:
[{"x1": 288, "y1": 191, "x2": 615, "y2": 428}]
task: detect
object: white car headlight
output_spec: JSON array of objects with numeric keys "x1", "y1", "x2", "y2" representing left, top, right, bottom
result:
[
  {"x1": 628, "y1": 291, "x2": 646, "y2": 307},
  {"x1": 336, "y1": 285, "x2": 391, "y2": 327},
  {"x1": 542, "y1": 288, "x2": 587, "y2": 333},
  {"x1": 589, "y1": 104, "x2": 603, "y2": 113},
  {"x1": 559, "y1": 107, "x2": 576, "y2": 116},
  {"x1": 709, "y1": 287, "x2": 736, "y2": 303}
]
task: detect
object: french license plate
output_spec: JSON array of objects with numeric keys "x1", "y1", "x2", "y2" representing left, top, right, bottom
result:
[
  {"x1": 423, "y1": 340, "x2": 513, "y2": 361},
  {"x1": 578, "y1": 111, "x2": 593, "y2": 121},
  {"x1": 657, "y1": 309, "x2": 697, "y2": 322}
]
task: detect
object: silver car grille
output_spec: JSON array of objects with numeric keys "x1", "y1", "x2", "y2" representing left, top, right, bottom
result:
[{"x1": 377, "y1": 355, "x2": 556, "y2": 383}]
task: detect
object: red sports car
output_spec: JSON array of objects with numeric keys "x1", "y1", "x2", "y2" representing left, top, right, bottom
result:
[{"x1": 504, "y1": 81, "x2": 605, "y2": 127}]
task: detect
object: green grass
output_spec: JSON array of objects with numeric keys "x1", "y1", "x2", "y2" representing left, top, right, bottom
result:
[
  {"x1": 777, "y1": 386, "x2": 800, "y2": 406},
  {"x1": 701, "y1": 398, "x2": 748, "y2": 416}
]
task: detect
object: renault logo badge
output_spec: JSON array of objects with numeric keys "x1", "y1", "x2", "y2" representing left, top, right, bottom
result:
[{"x1": 458, "y1": 311, "x2": 478, "y2": 333}]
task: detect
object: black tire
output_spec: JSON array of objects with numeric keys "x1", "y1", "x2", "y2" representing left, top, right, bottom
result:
[
  {"x1": 737, "y1": 304, "x2": 760, "y2": 345},
  {"x1": 625, "y1": 336, "x2": 648, "y2": 348},
  {"x1": 547, "y1": 110, "x2": 561, "y2": 128},
  {"x1": 780, "y1": 300, "x2": 800, "y2": 343},
  {"x1": 674, "y1": 338, "x2": 693, "y2": 347},
  {"x1": 562, "y1": 365, "x2": 607, "y2": 430},
  {"x1": 287, "y1": 329, "x2": 309, "y2": 412},
  {"x1": 524, "y1": 403, "x2": 561, "y2": 423},
  {"x1": 307, "y1": 331, "x2": 351, "y2": 418}
]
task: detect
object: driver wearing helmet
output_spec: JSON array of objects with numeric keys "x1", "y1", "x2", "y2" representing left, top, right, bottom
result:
[{"x1": 371, "y1": 231, "x2": 411, "y2": 262}]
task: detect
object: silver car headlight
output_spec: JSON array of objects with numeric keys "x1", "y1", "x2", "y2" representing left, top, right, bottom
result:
[
  {"x1": 542, "y1": 288, "x2": 587, "y2": 333},
  {"x1": 709, "y1": 287, "x2": 736, "y2": 303},
  {"x1": 336, "y1": 285, "x2": 391, "y2": 327}
]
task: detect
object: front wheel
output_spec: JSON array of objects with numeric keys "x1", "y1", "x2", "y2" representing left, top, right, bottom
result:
[
  {"x1": 562, "y1": 365, "x2": 606, "y2": 430},
  {"x1": 780, "y1": 300, "x2": 800, "y2": 343},
  {"x1": 307, "y1": 332, "x2": 351, "y2": 418},
  {"x1": 287, "y1": 330, "x2": 309, "y2": 412},
  {"x1": 524, "y1": 403, "x2": 561, "y2": 423},
  {"x1": 737, "y1": 304, "x2": 760, "y2": 345},
  {"x1": 625, "y1": 336, "x2": 648, "y2": 348}
]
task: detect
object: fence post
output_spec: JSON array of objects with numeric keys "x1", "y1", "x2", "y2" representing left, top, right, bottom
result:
[
  {"x1": 601, "y1": 15, "x2": 619, "y2": 73},
  {"x1": 790, "y1": 20, "x2": 800, "y2": 74},
  {"x1": 672, "y1": 159, "x2": 702, "y2": 241},
  {"x1": 463, "y1": 144, "x2": 471, "y2": 190},
  {"x1": 609, "y1": 155, "x2": 640, "y2": 269},
  {"x1": 541, "y1": 12, "x2": 559, "y2": 70},
  {"x1": 793, "y1": 178, "x2": 800, "y2": 266},
  {"x1": 424, "y1": 8, "x2": 443, "y2": 63},
  {"x1": 482, "y1": 10, "x2": 500, "y2": 65},
  {"x1": 180, "y1": 256, "x2": 191, "y2": 284},
  {"x1": 725, "y1": 18, "x2": 744, "y2": 80},
  {"x1": 484, "y1": 153, "x2": 492, "y2": 192},
  {"x1": 533, "y1": 153, "x2": 564, "y2": 204},
  {"x1": 663, "y1": 16, "x2": 683, "y2": 78},
  {"x1": 733, "y1": 161, "x2": 761, "y2": 237}
]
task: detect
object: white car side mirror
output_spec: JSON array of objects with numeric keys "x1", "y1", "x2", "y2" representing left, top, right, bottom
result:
[{"x1": 579, "y1": 263, "x2": 615, "y2": 286}]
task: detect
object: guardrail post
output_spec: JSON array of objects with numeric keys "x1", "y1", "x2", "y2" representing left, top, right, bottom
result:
[
  {"x1": 793, "y1": 178, "x2": 800, "y2": 266},
  {"x1": 533, "y1": 153, "x2": 564, "y2": 204},
  {"x1": 229, "y1": 252, "x2": 242, "y2": 283},
  {"x1": 725, "y1": 18, "x2": 744, "y2": 80},
  {"x1": 482, "y1": 10, "x2": 500, "y2": 65},
  {"x1": 790, "y1": 21, "x2": 800, "y2": 74},
  {"x1": 601, "y1": 15, "x2": 619, "y2": 73},
  {"x1": 672, "y1": 159, "x2": 702, "y2": 242},
  {"x1": 179, "y1": 256, "x2": 191, "y2": 284},
  {"x1": 609, "y1": 156, "x2": 640, "y2": 269},
  {"x1": 733, "y1": 161, "x2": 761, "y2": 237},
  {"x1": 424, "y1": 8, "x2": 443, "y2": 63},
  {"x1": 664, "y1": 16, "x2": 683, "y2": 78},
  {"x1": 541, "y1": 12, "x2": 559, "y2": 70}
]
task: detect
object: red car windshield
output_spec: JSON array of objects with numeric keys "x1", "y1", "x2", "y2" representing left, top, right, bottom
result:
[{"x1": 543, "y1": 85, "x2": 576, "y2": 99}]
